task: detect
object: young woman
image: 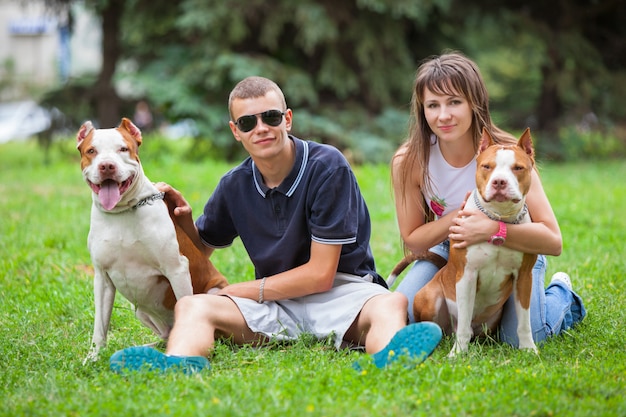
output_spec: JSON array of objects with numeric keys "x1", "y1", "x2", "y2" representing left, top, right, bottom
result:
[{"x1": 391, "y1": 51, "x2": 586, "y2": 346}]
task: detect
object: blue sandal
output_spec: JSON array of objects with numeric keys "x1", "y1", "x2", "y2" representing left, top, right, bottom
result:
[
  {"x1": 371, "y1": 322, "x2": 442, "y2": 368},
  {"x1": 109, "y1": 346, "x2": 209, "y2": 374}
]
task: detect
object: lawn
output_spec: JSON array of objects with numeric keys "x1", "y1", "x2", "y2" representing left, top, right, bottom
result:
[{"x1": 0, "y1": 137, "x2": 624, "y2": 416}]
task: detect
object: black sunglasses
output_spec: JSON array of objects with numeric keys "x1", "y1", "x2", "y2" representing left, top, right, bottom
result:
[{"x1": 234, "y1": 110, "x2": 285, "y2": 132}]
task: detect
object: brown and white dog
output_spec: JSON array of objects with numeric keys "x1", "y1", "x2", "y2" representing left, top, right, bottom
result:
[
  {"x1": 78, "y1": 118, "x2": 228, "y2": 363},
  {"x1": 391, "y1": 128, "x2": 538, "y2": 357}
]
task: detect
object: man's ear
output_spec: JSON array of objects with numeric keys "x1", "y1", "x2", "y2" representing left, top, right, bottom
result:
[
  {"x1": 284, "y1": 108, "x2": 293, "y2": 132},
  {"x1": 229, "y1": 120, "x2": 243, "y2": 142}
]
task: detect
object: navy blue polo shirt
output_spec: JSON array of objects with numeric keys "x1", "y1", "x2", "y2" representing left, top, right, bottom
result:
[{"x1": 196, "y1": 135, "x2": 380, "y2": 281}]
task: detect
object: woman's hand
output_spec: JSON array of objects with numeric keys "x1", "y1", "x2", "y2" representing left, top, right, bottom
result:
[{"x1": 449, "y1": 207, "x2": 499, "y2": 249}]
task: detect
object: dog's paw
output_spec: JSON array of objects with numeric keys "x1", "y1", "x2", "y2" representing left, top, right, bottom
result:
[
  {"x1": 82, "y1": 354, "x2": 98, "y2": 366},
  {"x1": 82, "y1": 345, "x2": 101, "y2": 365},
  {"x1": 448, "y1": 342, "x2": 468, "y2": 358},
  {"x1": 518, "y1": 334, "x2": 538, "y2": 354},
  {"x1": 519, "y1": 343, "x2": 539, "y2": 355},
  {"x1": 448, "y1": 343, "x2": 464, "y2": 359}
]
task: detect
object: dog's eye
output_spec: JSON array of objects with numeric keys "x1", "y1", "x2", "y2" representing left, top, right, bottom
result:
[
  {"x1": 120, "y1": 147, "x2": 129, "y2": 153},
  {"x1": 86, "y1": 148, "x2": 96, "y2": 155},
  {"x1": 481, "y1": 164, "x2": 491, "y2": 170}
]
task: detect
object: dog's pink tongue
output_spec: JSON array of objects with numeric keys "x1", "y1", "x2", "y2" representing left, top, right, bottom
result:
[{"x1": 99, "y1": 179, "x2": 121, "y2": 210}]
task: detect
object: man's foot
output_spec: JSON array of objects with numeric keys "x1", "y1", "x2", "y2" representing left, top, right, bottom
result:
[
  {"x1": 109, "y1": 346, "x2": 209, "y2": 374},
  {"x1": 370, "y1": 322, "x2": 442, "y2": 369}
]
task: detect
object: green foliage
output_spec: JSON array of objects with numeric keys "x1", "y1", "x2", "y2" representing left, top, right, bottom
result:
[
  {"x1": 1, "y1": 139, "x2": 625, "y2": 416},
  {"x1": 112, "y1": 0, "x2": 450, "y2": 161},
  {"x1": 456, "y1": 12, "x2": 544, "y2": 126},
  {"x1": 557, "y1": 125, "x2": 626, "y2": 161},
  {"x1": 39, "y1": 75, "x2": 101, "y2": 127},
  {"x1": 41, "y1": 0, "x2": 626, "y2": 163},
  {"x1": 0, "y1": 58, "x2": 17, "y2": 99}
]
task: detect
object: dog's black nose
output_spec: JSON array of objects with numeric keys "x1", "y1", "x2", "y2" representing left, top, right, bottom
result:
[
  {"x1": 99, "y1": 162, "x2": 116, "y2": 175},
  {"x1": 492, "y1": 178, "x2": 507, "y2": 190}
]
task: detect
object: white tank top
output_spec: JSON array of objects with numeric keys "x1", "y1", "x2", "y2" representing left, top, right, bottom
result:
[{"x1": 423, "y1": 139, "x2": 476, "y2": 218}]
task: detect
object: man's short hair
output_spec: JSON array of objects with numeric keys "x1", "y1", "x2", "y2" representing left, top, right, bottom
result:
[{"x1": 228, "y1": 76, "x2": 287, "y2": 119}]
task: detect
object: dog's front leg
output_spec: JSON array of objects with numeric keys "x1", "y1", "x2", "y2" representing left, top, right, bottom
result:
[
  {"x1": 83, "y1": 270, "x2": 116, "y2": 364},
  {"x1": 513, "y1": 273, "x2": 538, "y2": 353},
  {"x1": 450, "y1": 269, "x2": 478, "y2": 357},
  {"x1": 162, "y1": 254, "x2": 194, "y2": 300},
  {"x1": 513, "y1": 299, "x2": 537, "y2": 352}
]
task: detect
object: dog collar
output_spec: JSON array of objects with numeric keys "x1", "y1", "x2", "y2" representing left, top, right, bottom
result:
[
  {"x1": 472, "y1": 190, "x2": 528, "y2": 224},
  {"x1": 133, "y1": 192, "x2": 165, "y2": 209}
]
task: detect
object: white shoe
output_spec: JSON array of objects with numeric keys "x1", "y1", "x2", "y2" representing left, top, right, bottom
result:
[{"x1": 551, "y1": 272, "x2": 572, "y2": 290}]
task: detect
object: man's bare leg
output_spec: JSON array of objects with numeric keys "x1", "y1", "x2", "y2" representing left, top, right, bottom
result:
[
  {"x1": 166, "y1": 294, "x2": 262, "y2": 357},
  {"x1": 346, "y1": 292, "x2": 443, "y2": 369},
  {"x1": 109, "y1": 294, "x2": 264, "y2": 373}
]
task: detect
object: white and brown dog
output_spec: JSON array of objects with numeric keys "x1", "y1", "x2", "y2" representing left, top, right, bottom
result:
[
  {"x1": 78, "y1": 118, "x2": 228, "y2": 363},
  {"x1": 391, "y1": 128, "x2": 538, "y2": 357}
]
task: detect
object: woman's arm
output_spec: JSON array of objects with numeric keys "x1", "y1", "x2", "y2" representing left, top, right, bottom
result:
[{"x1": 391, "y1": 152, "x2": 459, "y2": 253}]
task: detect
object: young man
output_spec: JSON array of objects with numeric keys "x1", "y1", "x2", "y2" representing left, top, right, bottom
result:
[{"x1": 109, "y1": 76, "x2": 442, "y2": 373}]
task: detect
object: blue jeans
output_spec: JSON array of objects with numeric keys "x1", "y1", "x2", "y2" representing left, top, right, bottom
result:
[{"x1": 395, "y1": 241, "x2": 586, "y2": 346}]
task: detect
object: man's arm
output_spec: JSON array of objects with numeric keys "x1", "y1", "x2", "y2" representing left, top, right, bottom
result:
[
  {"x1": 156, "y1": 182, "x2": 214, "y2": 258},
  {"x1": 217, "y1": 241, "x2": 340, "y2": 301}
]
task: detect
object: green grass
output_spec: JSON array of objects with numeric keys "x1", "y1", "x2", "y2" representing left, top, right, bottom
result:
[{"x1": 1, "y1": 138, "x2": 624, "y2": 416}]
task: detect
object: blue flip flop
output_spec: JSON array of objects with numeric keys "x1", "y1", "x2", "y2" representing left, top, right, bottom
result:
[
  {"x1": 109, "y1": 346, "x2": 210, "y2": 374},
  {"x1": 371, "y1": 321, "x2": 442, "y2": 369}
]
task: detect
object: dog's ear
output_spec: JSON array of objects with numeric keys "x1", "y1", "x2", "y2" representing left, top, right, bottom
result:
[
  {"x1": 77, "y1": 121, "x2": 94, "y2": 148},
  {"x1": 478, "y1": 127, "x2": 494, "y2": 153},
  {"x1": 517, "y1": 127, "x2": 534, "y2": 161},
  {"x1": 119, "y1": 118, "x2": 143, "y2": 146}
]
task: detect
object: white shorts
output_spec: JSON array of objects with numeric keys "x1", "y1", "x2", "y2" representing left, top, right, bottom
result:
[{"x1": 226, "y1": 273, "x2": 390, "y2": 349}]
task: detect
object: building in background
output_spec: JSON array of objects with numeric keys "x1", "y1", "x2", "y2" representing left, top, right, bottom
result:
[{"x1": 0, "y1": 0, "x2": 100, "y2": 100}]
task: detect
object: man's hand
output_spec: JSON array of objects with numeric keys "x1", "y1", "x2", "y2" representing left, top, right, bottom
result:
[{"x1": 155, "y1": 182, "x2": 192, "y2": 217}]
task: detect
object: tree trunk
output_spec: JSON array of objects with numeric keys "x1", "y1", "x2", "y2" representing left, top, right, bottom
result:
[
  {"x1": 94, "y1": 0, "x2": 124, "y2": 127},
  {"x1": 536, "y1": 44, "x2": 563, "y2": 135}
]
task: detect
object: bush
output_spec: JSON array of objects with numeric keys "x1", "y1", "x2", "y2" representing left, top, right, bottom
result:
[{"x1": 558, "y1": 125, "x2": 626, "y2": 160}]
